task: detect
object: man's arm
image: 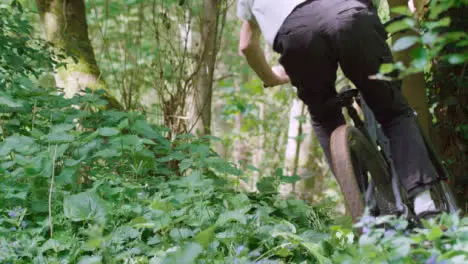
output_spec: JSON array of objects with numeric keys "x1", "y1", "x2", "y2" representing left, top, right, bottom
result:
[{"x1": 238, "y1": 20, "x2": 289, "y2": 87}]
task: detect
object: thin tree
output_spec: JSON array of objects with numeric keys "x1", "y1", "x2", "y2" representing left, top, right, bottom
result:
[{"x1": 188, "y1": 0, "x2": 221, "y2": 136}]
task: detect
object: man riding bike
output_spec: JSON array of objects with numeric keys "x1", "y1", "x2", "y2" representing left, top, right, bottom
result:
[{"x1": 237, "y1": 0, "x2": 438, "y2": 217}]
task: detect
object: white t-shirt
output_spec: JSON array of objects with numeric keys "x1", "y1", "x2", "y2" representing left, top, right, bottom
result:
[{"x1": 237, "y1": 0, "x2": 306, "y2": 46}]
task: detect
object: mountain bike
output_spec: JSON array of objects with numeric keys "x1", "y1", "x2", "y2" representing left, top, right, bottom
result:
[{"x1": 328, "y1": 85, "x2": 459, "y2": 223}]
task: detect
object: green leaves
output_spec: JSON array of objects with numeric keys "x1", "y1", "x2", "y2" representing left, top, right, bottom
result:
[
  {"x1": 0, "y1": 96, "x2": 23, "y2": 108},
  {"x1": 381, "y1": 2, "x2": 466, "y2": 77},
  {"x1": 427, "y1": 225, "x2": 443, "y2": 241},
  {"x1": 97, "y1": 127, "x2": 120, "y2": 137},
  {"x1": 47, "y1": 132, "x2": 75, "y2": 143},
  {"x1": 392, "y1": 36, "x2": 419, "y2": 51},
  {"x1": 216, "y1": 209, "x2": 248, "y2": 226},
  {"x1": 195, "y1": 225, "x2": 216, "y2": 248},
  {"x1": 162, "y1": 242, "x2": 203, "y2": 264},
  {"x1": 64, "y1": 191, "x2": 108, "y2": 223},
  {"x1": 446, "y1": 53, "x2": 466, "y2": 65},
  {"x1": 385, "y1": 18, "x2": 415, "y2": 34}
]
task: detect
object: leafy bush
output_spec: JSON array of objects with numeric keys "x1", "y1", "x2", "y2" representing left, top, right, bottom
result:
[
  {"x1": 1, "y1": 1, "x2": 467, "y2": 264},
  {"x1": 335, "y1": 213, "x2": 468, "y2": 263},
  {"x1": 378, "y1": 0, "x2": 467, "y2": 77}
]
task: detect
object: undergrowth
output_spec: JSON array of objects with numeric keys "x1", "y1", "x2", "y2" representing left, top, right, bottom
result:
[{"x1": 0, "y1": 1, "x2": 467, "y2": 264}]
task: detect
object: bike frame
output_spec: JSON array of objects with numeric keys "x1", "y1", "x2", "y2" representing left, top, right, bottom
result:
[
  {"x1": 354, "y1": 93, "x2": 409, "y2": 216},
  {"x1": 330, "y1": 85, "x2": 409, "y2": 216},
  {"x1": 341, "y1": 87, "x2": 458, "y2": 216}
]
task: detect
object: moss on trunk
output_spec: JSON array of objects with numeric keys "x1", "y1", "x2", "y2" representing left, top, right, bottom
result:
[{"x1": 35, "y1": 0, "x2": 120, "y2": 108}]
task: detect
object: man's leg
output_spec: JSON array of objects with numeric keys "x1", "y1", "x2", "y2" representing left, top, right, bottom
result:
[
  {"x1": 334, "y1": 6, "x2": 436, "y2": 198},
  {"x1": 274, "y1": 18, "x2": 344, "y2": 168}
]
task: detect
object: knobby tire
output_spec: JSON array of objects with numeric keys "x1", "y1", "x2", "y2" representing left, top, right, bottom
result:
[{"x1": 330, "y1": 125, "x2": 396, "y2": 223}]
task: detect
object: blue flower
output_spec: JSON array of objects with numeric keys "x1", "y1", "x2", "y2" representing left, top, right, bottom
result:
[
  {"x1": 362, "y1": 227, "x2": 370, "y2": 234},
  {"x1": 8, "y1": 211, "x2": 18, "y2": 218},
  {"x1": 10, "y1": 227, "x2": 16, "y2": 231},
  {"x1": 21, "y1": 221, "x2": 27, "y2": 228},
  {"x1": 236, "y1": 245, "x2": 245, "y2": 255},
  {"x1": 384, "y1": 230, "x2": 396, "y2": 238},
  {"x1": 425, "y1": 254, "x2": 438, "y2": 264}
]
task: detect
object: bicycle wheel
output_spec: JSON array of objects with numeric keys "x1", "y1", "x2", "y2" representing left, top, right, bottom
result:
[{"x1": 330, "y1": 125, "x2": 397, "y2": 222}]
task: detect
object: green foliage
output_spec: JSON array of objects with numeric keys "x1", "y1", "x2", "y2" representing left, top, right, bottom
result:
[
  {"x1": 0, "y1": 1, "x2": 56, "y2": 89},
  {"x1": 378, "y1": 0, "x2": 467, "y2": 77},
  {"x1": 1, "y1": 1, "x2": 467, "y2": 264},
  {"x1": 335, "y1": 213, "x2": 468, "y2": 263}
]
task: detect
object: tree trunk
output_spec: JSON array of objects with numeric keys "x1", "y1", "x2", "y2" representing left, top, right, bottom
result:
[
  {"x1": 250, "y1": 102, "x2": 265, "y2": 190},
  {"x1": 387, "y1": 0, "x2": 431, "y2": 137},
  {"x1": 35, "y1": 0, "x2": 119, "y2": 108},
  {"x1": 188, "y1": 0, "x2": 219, "y2": 136},
  {"x1": 431, "y1": 6, "x2": 468, "y2": 213},
  {"x1": 280, "y1": 99, "x2": 314, "y2": 198}
]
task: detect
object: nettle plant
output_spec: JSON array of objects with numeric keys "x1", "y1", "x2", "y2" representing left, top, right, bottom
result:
[
  {"x1": 1, "y1": 1, "x2": 467, "y2": 264},
  {"x1": 334, "y1": 212, "x2": 468, "y2": 263}
]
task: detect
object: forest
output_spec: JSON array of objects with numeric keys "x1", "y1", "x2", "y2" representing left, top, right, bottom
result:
[{"x1": 0, "y1": 0, "x2": 467, "y2": 263}]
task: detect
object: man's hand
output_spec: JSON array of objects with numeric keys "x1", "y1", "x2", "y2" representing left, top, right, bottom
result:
[{"x1": 264, "y1": 65, "x2": 290, "y2": 87}]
